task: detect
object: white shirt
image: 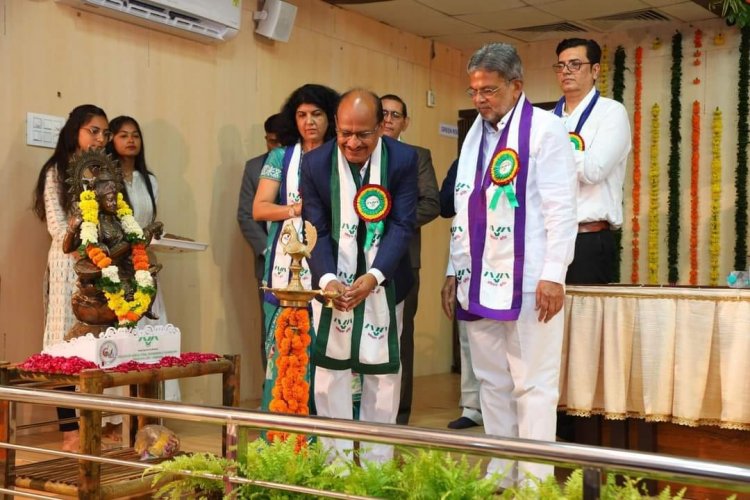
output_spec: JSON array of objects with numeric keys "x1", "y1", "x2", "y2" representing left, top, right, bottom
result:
[
  {"x1": 448, "y1": 102, "x2": 578, "y2": 289},
  {"x1": 559, "y1": 86, "x2": 631, "y2": 228}
]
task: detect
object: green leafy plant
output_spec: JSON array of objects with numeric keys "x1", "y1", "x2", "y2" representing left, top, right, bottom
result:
[
  {"x1": 147, "y1": 452, "x2": 231, "y2": 499},
  {"x1": 394, "y1": 449, "x2": 499, "y2": 499},
  {"x1": 148, "y1": 438, "x2": 733, "y2": 499},
  {"x1": 710, "y1": 0, "x2": 750, "y2": 28}
]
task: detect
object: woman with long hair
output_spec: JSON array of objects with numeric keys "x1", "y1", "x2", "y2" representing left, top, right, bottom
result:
[
  {"x1": 32, "y1": 104, "x2": 111, "y2": 452},
  {"x1": 107, "y1": 115, "x2": 179, "y2": 404},
  {"x1": 252, "y1": 84, "x2": 339, "y2": 414}
]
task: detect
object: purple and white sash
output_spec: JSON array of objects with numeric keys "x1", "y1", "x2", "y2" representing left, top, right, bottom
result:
[{"x1": 450, "y1": 94, "x2": 533, "y2": 321}]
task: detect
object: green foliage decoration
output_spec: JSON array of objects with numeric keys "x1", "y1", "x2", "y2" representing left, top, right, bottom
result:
[
  {"x1": 668, "y1": 31, "x2": 683, "y2": 283},
  {"x1": 611, "y1": 45, "x2": 628, "y2": 283},
  {"x1": 147, "y1": 437, "x2": 731, "y2": 499},
  {"x1": 710, "y1": 0, "x2": 750, "y2": 28},
  {"x1": 735, "y1": 26, "x2": 750, "y2": 270}
]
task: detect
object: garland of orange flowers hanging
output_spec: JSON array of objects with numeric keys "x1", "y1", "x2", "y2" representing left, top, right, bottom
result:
[
  {"x1": 267, "y1": 307, "x2": 311, "y2": 451},
  {"x1": 598, "y1": 44, "x2": 609, "y2": 96},
  {"x1": 667, "y1": 31, "x2": 683, "y2": 284},
  {"x1": 631, "y1": 47, "x2": 643, "y2": 283},
  {"x1": 648, "y1": 103, "x2": 661, "y2": 285},
  {"x1": 689, "y1": 101, "x2": 701, "y2": 285},
  {"x1": 710, "y1": 108, "x2": 723, "y2": 285}
]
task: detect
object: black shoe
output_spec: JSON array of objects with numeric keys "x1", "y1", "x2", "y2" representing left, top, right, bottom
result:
[{"x1": 447, "y1": 416, "x2": 480, "y2": 429}]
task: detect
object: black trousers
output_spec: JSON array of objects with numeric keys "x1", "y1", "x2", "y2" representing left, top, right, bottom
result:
[
  {"x1": 558, "y1": 229, "x2": 615, "y2": 443},
  {"x1": 397, "y1": 270, "x2": 419, "y2": 425},
  {"x1": 57, "y1": 386, "x2": 78, "y2": 432}
]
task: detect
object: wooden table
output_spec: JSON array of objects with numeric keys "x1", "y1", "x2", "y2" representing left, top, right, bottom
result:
[{"x1": 0, "y1": 354, "x2": 240, "y2": 499}]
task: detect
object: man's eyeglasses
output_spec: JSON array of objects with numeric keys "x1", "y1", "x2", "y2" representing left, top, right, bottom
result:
[
  {"x1": 382, "y1": 110, "x2": 404, "y2": 120},
  {"x1": 82, "y1": 126, "x2": 113, "y2": 142},
  {"x1": 465, "y1": 87, "x2": 501, "y2": 99},
  {"x1": 337, "y1": 128, "x2": 379, "y2": 142},
  {"x1": 552, "y1": 60, "x2": 593, "y2": 73}
]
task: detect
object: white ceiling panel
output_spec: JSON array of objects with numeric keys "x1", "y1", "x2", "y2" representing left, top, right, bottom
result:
[
  {"x1": 345, "y1": 0, "x2": 481, "y2": 36},
  {"x1": 329, "y1": 0, "x2": 719, "y2": 55},
  {"x1": 416, "y1": 0, "x2": 526, "y2": 16},
  {"x1": 457, "y1": 6, "x2": 562, "y2": 31},
  {"x1": 534, "y1": 0, "x2": 651, "y2": 20},
  {"x1": 659, "y1": 2, "x2": 718, "y2": 22},
  {"x1": 432, "y1": 32, "x2": 524, "y2": 51}
]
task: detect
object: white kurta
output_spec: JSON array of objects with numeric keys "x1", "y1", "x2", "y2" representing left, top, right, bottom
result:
[{"x1": 450, "y1": 99, "x2": 577, "y2": 485}]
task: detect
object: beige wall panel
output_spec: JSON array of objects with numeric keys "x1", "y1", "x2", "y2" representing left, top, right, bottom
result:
[{"x1": 1, "y1": 0, "x2": 464, "y2": 416}]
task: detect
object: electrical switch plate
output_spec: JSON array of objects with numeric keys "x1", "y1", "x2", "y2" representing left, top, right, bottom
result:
[
  {"x1": 426, "y1": 90, "x2": 436, "y2": 108},
  {"x1": 27, "y1": 112, "x2": 66, "y2": 149}
]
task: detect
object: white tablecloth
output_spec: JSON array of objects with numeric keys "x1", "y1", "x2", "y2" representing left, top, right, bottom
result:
[{"x1": 559, "y1": 286, "x2": 750, "y2": 430}]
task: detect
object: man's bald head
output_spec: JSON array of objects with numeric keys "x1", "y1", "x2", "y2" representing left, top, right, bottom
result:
[
  {"x1": 337, "y1": 89, "x2": 384, "y2": 126},
  {"x1": 335, "y1": 88, "x2": 384, "y2": 166}
]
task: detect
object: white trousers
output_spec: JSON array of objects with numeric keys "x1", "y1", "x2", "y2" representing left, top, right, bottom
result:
[
  {"x1": 465, "y1": 292, "x2": 563, "y2": 485},
  {"x1": 458, "y1": 320, "x2": 481, "y2": 415},
  {"x1": 314, "y1": 302, "x2": 403, "y2": 464}
]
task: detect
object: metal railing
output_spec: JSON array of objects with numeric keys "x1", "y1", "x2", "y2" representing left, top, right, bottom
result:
[{"x1": 1, "y1": 386, "x2": 749, "y2": 499}]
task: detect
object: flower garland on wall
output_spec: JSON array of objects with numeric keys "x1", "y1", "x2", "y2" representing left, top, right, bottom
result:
[
  {"x1": 735, "y1": 26, "x2": 750, "y2": 271},
  {"x1": 689, "y1": 101, "x2": 701, "y2": 285},
  {"x1": 693, "y1": 29, "x2": 703, "y2": 85},
  {"x1": 667, "y1": 31, "x2": 683, "y2": 284},
  {"x1": 267, "y1": 307, "x2": 311, "y2": 450},
  {"x1": 710, "y1": 108, "x2": 723, "y2": 285},
  {"x1": 632, "y1": 47, "x2": 643, "y2": 283},
  {"x1": 598, "y1": 44, "x2": 609, "y2": 96},
  {"x1": 78, "y1": 190, "x2": 155, "y2": 326},
  {"x1": 610, "y1": 45, "x2": 626, "y2": 282},
  {"x1": 648, "y1": 103, "x2": 661, "y2": 284}
]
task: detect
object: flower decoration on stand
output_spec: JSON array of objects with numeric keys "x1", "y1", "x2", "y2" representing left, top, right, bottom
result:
[
  {"x1": 267, "y1": 307, "x2": 311, "y2": 451},
  {"x1": 710, "y1": 108, "x2": 723, "y2": 285},
  {"x1": 632, "y1": 47, "x2": 643, "y2": 283},
  {"x1": 648, "y1": 103, "x2": 661, "y2": 285},
  {"x1": 690, "y1": 101, "x2": 701, "y2": 285},
  {"x1": 78, "y1": 190, "x2": 155, "y2": 327}
]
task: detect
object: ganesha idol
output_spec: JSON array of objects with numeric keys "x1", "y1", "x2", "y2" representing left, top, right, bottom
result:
[{"x1": 62, "y1": 148, "x2": 163, "y2": 339}]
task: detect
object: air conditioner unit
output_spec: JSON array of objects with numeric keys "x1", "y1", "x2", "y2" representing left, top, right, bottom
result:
[{"x1": 56, "y1": 0, "x2": 242, "y2": 44}]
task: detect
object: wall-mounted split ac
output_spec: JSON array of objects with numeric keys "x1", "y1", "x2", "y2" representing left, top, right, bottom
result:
[{"x1": 56, "y1": 0, "x2": 242, "y2": 44}]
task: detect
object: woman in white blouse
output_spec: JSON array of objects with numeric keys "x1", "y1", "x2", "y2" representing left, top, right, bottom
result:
[
  {"x1": 33, "y1": 104, "x2": 111, "y2": 452},
  {"x1": 107, "y1": 116, "x2": 179, "y2": 405}
]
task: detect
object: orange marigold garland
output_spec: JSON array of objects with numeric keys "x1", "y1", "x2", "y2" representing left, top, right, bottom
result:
[
  {"x1": 267, "y1": 307, "x2": 311, "y2": 450},
  {"x1": 709, "y1": 108, "x2": 723, "y2": 285},
  {"x1": 631, "y1": 46, "x2": 643, "y2": 283},
  {"x1": 648, "y1": 103, "x2": 661, "y2": 285},
  {"x1": 689, "y1": 101, "x2": 701, "y2": 284}
]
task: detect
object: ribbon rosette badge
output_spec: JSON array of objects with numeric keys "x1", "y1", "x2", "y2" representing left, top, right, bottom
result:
[
  {"x1": 568, "y1": 132, "x2": 585, "y2": 151},
  {"x1": 489, "y1": 148, "x2": 520, "y2": 209},
  {"x1": 354, "y1": 184, "x2": 392, "y2": 250}
]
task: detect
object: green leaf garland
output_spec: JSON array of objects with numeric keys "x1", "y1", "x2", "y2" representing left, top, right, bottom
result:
[
  {"x1": 612, "y1": 46, "x2": 626, "y2": 103},
  {"x1": 668, "y1": 32, "x2": 683, "y2": 284},
  {"x1": 611, "y1": 45, "x2": 627, "y2": 282},
  {"x1": 735, "y1": 26, "x2": 749, "y2": 271}
]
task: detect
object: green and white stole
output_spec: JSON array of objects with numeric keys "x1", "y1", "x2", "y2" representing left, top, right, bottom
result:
[
  {"x1": 313, "y1": 139, "x2": 400, "y2": 374},
  {"x1": 268, "y1": 143, "x2": 313, "y2": 294}
]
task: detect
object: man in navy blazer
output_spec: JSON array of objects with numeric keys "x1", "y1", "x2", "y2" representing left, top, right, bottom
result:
[{"x1": 300, "y1": 88, "x2": 417, "y2": 462}]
